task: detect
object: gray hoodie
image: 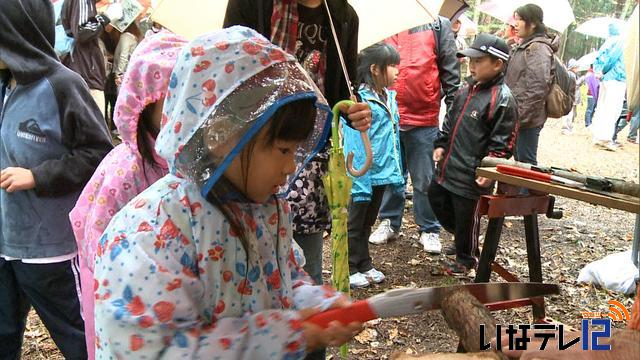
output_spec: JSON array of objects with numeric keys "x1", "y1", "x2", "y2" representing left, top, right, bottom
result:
[{"x1": 0, "y1": 0, "x2": 113, "y2": 258}]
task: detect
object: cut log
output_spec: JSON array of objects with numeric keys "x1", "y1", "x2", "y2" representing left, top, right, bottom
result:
[
  {"x1": 391, "y1": 352, "x2": 501, "y2": 359},
  {"x1": 440, "y1": 288, "x2": 506, "y2": 359}
]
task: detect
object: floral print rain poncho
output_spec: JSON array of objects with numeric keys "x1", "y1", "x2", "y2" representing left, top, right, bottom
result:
[
  {"x1": 93, "y1": 26, "x2": 338, "y2": 359},
  {"x1": 69, "y1": 31, "x2": 187, "y2": 358}
]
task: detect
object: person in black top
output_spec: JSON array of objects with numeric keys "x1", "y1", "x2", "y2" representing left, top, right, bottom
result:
[
  {"x1": 429, "y1": 34, "x2": 518, "y2": 275},
  {"x1": 225, "y1": 2, "x2": 370, "y2": 359},
  {"x1": 224, "y1": 0, "x2": 368, "y2": 283}
]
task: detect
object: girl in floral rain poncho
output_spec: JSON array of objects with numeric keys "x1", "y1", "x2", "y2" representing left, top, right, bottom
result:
[
  {"x1": 69, "y1": 30, "x2": 187, "y2": 359},
  {"x1": 93, "y1": 26, "x2": 363, "y2": 358}
]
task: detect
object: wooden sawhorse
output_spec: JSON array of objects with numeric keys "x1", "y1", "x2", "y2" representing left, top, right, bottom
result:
[{"x1": 473, "y1": 184, "x2": 561, "y2": 321}]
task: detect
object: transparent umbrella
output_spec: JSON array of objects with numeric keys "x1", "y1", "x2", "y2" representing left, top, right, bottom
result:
[
  {"x1": 576, "y1": 51, "x2": 598, "y2": 71},
  {"x1": 478, "y1": 0, "x2": 575, "y2": 33},
  {"x1": 575, "y1": 17, "x2": 626, "y2": 39}
]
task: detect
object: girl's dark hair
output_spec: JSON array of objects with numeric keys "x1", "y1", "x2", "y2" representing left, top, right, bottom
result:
[
  {"x1": 207, "y1": 98, "x2": 316, "y2": 252},
  {"x1": 357, "y1": 42, "x2": 400, "y2": 92},
  {"x1": 137, "y1": 102, "x2": 162, "y2": 180},
  {"x1": 264, "y1": 98, "x2": 316, "y2": 146},
  {"x1": 515, "y1": 4, "x2": 547, "y2": 35}
]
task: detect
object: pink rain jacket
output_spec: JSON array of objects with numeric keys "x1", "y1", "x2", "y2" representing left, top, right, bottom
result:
[{"x1": 68, "y1": 30, "x2": 187, "y2": 358}]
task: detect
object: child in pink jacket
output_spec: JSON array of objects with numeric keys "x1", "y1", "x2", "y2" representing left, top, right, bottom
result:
[{"x1": 68, "y1": 30, "x2": 187, "y2": 358}]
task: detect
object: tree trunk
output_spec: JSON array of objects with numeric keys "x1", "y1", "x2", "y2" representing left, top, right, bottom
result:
[
  {"x1": 391, "y1": 353, "x2": 501, "y2": 360},
  {"x1": 440, "y1": 289, "x2": 506, "y2": 358},
  {"x1": 622, "y1": 0, "x2": 635, "y2": 18},
  {"x1": 472, "y1": 0, "x2": 481, "y2": 24},
  {"x1": 391, "y1": 289, "x2": 507, "y2": 359},
  {"x1": 614, "y1": 0, "x2": 626, "y2": 17}
]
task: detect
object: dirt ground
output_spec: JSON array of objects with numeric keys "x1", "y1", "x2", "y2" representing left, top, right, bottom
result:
[{"x1": 22, "y1": 116, "x2": 639, "y2": 359}]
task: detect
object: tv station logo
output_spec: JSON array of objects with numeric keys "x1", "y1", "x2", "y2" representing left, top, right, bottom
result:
[{"x1": 480, "y1": 300, "x2": 630, "y2": 351}]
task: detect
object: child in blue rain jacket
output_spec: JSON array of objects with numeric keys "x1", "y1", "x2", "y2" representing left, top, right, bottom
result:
[
  {"x1": 92, "y1": 27, "x2": 364, "y2": 359},
  {"x1": 342, "y1": 42, "x2": 404, "y2": 288}
]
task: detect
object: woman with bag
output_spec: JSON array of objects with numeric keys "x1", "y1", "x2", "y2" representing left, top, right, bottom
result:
[{"x1": 505, "y1": 3, "x2": 559, "y2": 165}]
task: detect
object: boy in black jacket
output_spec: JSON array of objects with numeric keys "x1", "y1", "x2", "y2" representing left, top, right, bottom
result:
[
  {"x1": 429, "y1": 34, "x2": 518, "y2": 275},
  {"x1": 0, "y1": 0, "x2": 112, "y2": 357}
]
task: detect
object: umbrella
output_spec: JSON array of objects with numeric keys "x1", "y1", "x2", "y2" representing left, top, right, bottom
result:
[
  {"x1": 575, "y1": 17, "x2": 626, "y2": 39},
  {"x1": 151, "y1": 0, "x2": 464, "y2": 46},
  {"x1": 349, "y1": 0, "x2": 438, "y2": 51},
  {"x1": 350, "y1": 0, "x2": 471, "y2": 51},
  {"x1": 478, "y1": 0, "x2": 575, "y2": 33},
  {"x1": 440, "y1": 0, "x2": 469, "y2": 21},
  {"x1": 321, "y1": 100, "x2": 355, "y2": 357},
  {"x1": 575, "y1": 51, "x2": 598, "y2": 71},
  {"x1": 151, "y1": 0, "x2": 226, "y2": 40},
  {"x1": 457, "y1": 13, "x2": 478, "y2": 37}
]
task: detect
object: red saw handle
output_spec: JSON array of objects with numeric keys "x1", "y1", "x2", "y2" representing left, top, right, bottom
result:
[
  {"x1": 496, "y1": 165, "x2": 552, "y2": 183},
  {"x1": 305, "y1": 300, "x2": 377, "y2": 328}
]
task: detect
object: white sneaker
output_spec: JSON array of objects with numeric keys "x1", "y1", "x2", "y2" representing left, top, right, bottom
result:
[
  {"x1": 349, "y1": 272, "x2": 370, "y2": 288},
  {"x1": 369, "y1": 219, "x2": 398, "y2": 245},
  {"x1": 362, "y1": 268, "x2": 385, "y2": 284},
  {"x1": 420, "y1": 232, "x2": 442, "y2": 254}
]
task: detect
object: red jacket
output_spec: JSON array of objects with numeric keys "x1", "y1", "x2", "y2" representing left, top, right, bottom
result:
[{"x1": 386, "y1": 17, "x2": 460, "y2": 127}]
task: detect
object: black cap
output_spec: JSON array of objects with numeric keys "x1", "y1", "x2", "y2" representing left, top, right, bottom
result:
[{"x1": 457, "y1": 33, "x2": 510, "y2": 61}]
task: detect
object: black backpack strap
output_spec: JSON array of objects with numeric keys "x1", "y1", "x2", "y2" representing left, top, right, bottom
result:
[{"x1": 433, "y1": 16, "x2": 441, "y2": 56}]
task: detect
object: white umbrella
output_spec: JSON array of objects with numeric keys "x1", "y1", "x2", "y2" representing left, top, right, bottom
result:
[
  {"x1": 151, "y1": 0, "x2": 463, "y2": 46},
  {"x1": 575, "y1": 51, "x2": 598, "y2": 71},
  {"x1": 575, "y1": 17, "x2": 626, "y2": 39},
  {"x1": 458, "y1": 13, "x2": 477, "y2": 37},
  {"x1": 349, "y1": 0, "x2": 438, "y2": 51},
  {"x1": 151, "y1": 0, "x2": 227, "y2": 40},
  {"x1": 478, "y1": 0, "x2": 575, "y2": 33}
]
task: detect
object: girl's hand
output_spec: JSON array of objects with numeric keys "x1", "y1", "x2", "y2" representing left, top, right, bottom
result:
[
  {"x1": 328, "y1": 295, "x2": 352, "y2": 309},
  {"x1": 338, "y1": 99, "x2": 372, "y2": 132},
  {"x1": 433, "y1": 148, "x2": 445, "y2": 162},
  {"x1": 299, "y1": 305, "x2": 363, "y2": 351},
  {"x1": 475, "y1": 176, "x2": 492, "y2": 188},
  {"x1": 0, "y1": 167, "x2": 35, "y2": 192}
]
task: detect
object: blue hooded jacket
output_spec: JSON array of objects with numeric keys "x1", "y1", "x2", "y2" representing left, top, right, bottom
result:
[
  {"x1": 342, "y1": 86, "x2": 404, "y2": 202},
  {"x1": 594, "y1": 23, "x2": 627, "y2": 82}
]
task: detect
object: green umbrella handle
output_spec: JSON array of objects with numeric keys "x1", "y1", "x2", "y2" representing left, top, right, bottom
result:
[{"x1": 332, "y1": 100, "x2": 373, "y2": 177}]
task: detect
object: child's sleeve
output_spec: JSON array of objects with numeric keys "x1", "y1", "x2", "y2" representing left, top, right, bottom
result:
[
  {"x1": 486, "y1": 93, "x2": 519, "y2": 159},
  {"x1": 61, "y1": 0, "x2": 105, "y2": 43},
  {"x1": 434, "y1": 111, "x2": 453, "y2": 150},
  {"x1": 94, "y1": 203, "x2": 309, "y2": 359},
  {"x1": 436, "y1": 17, "x2": 462, "y2": 110},
  {"x1": 289, "y1": 247, "x2": 344, "y2": 312},
  {"x1": 30, "y1": 77, "x2": 112, "y2": 197}
]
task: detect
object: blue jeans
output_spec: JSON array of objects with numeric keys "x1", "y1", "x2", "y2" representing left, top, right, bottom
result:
[
  {"x1": 515, "y1": 126, "x2": 543, "y2": 165},
  {"x1": 293, "y1": 232, "x2": 324, "y2": 285},
  {"x1": 630, "y1": 111, "x2": 640, "y2": 142},
  {"x1": 613, "y1": 109, "x2": 639, "y2": 142},
  {"x1": 585, "y1": 96, "x2": 596, "y2": 127},
  {"x1": 378, "y1": 126, "x2": 440, "y2": 234}
]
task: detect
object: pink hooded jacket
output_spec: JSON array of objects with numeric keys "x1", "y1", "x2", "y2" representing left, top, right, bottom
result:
[
  {"x1": 68, "y1": 30, "x2": 186, "y2": 358},
  {"x1": 70, "y1": 30, "x2": 186, "y2": 272}
]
